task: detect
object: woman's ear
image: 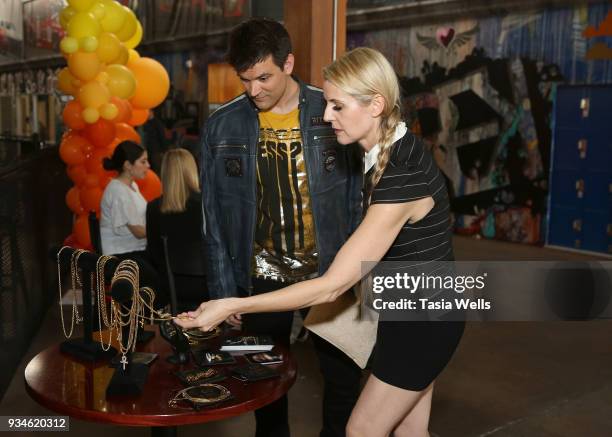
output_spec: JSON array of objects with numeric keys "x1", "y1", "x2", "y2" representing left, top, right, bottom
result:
[{"x1": 370, "y1": 94, "x2": 385, "y2": 118}]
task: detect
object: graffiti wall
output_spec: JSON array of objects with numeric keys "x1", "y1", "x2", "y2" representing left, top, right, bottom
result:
[{"x1": 348, "y1": 2, "x2": 612, "y2": 244}]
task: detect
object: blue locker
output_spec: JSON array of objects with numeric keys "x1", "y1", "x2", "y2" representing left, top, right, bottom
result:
[{"x1": 547, "y1": 85, "x2": 612, "y2": 255}]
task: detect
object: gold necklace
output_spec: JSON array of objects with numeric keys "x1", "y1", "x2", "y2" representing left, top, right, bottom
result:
[{"x1": 57, "y1": 247, "x2": 84, "y2": 338}]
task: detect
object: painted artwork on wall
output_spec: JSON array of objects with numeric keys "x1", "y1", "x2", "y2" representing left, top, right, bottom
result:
[{"x1": 348, "y1": 2, "x2": 612, "y2": 244}]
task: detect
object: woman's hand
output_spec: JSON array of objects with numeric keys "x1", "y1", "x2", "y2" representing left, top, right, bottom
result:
[{"x1": 174, "y1": 298, "x2": 238, "y2": 332}]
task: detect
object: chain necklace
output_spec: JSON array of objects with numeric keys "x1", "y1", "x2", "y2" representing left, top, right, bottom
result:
[{"x1": 57, "y1": 246, "x2": 84, "y2": 338}]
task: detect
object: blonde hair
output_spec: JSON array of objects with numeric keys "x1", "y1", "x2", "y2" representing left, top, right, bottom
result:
[
  {"x1": 323, "y1": 47, "x2": 402, "y2": 193},
  {"x1": 160, "y1": 148, "x2": 200, "y2": 213}
]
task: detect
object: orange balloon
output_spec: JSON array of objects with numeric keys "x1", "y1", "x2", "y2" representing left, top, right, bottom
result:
[
  {"x1": 62, "y1": 100, "x2": 86, "y2": 130},
  {"x1": 85, "y1": 148, "x2": 112, "y2": 173},
  {"x1": 73, "y1": 214, "x2": 91, "y2": 247},
  {"x1": 68, "y1": 51, "x2": 101, "y2": 82},
  {"x1": 84, "y1": 118, "x2": 117, "y2": 148},
  {"x1": 80, "y1": 186, "x2": 104, "y2": 212},
  {"x1": 65, "y1": 186, "x2": 85, "y2": 215},
  {"x1": 136, "y1": 170, "x2": 162, "y2": 201},
  {"x1": 99, "y1": 174, "x2": 113, "y2": 189},
  {"x1": 59, "y1": 134, "x2": 90, "y2": 165},
  {"x1": 109, "y1": 97, "x2": 132, "y2": 123},
  {"x1": 67, "y1": 165, "x2": 88, "y2": 186},
  {"x1": 128, "y1": 57, "x2": 170, "y2": 109},
  {"x1": 127, "y1": 107, "x2": 149, "y2": 127},
  {"x1": 115, "y1": 122, "x2": 141, "y2": 143},
  {"x1": 83, "y1": 173, "x2": 100, "y2": 188}
]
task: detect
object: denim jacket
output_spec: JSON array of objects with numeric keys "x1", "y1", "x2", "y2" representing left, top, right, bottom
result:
[{"x1": 200, "y1": 78, "x2": 363, "y2": 298}]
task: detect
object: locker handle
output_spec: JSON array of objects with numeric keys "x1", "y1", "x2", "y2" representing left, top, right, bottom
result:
[
  {"x1": 580, "y1": 98, "x2": 589, "y2": 118},
  {"x1": 575, "y1": 179, "x2": 584, "y2": 198},
  {"x1": 577, "y1": 139, "x2": 587, "y2": 159},
  {"x1": 572, "y1": 219, "x2": 582, "y2": 232}
]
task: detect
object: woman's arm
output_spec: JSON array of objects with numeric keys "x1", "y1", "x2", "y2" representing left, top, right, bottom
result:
[
  {"x1": 175, "y1": 196, "x2": 434, "y2": 332},
  {"x1": 127, "y1": 224, "x2": 146, "y2": 239}
]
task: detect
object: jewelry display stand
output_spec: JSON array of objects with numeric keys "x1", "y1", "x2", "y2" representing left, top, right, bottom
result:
[
  {"x1": 56, "y1": 247, "x2": 119, "y2": 362},
  {"x1": 105, "y1": 262, "x2": 156, "y2": 397}
]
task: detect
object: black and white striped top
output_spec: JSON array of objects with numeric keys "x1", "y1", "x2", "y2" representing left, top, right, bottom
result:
[{"x1": 371, "y1": 131, "x2": 454, "y2": 264}]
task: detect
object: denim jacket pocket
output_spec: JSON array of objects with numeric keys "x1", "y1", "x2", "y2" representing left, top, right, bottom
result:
[
  {"x1": 308, "y1": 136, "x2": 350, "y2": 195},
  {"x1": 210, "y1": 142, "x2": 252, "y2": 197}
]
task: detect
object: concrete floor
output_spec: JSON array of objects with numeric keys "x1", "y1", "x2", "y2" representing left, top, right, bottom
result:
[{"x1": 1, "y1": 236, "x2": 611, "y2": 436}]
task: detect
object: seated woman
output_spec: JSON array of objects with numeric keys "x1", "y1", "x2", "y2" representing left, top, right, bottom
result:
[
  {"x1": 101, "y1": 140, "x2": 165, "y2": 306},
  {"x1": 100, "y1": 140, "x2": 149, "y2": 256},
  {"x1": 146, "y1": 148, "x2": 208, "y2": 312}
]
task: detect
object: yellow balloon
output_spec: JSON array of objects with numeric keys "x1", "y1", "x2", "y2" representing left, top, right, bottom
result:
[
  {"x1": 106, "y1": 64, "x2": 136, "y2": 99},
  {"x1": 100, "y1": 0, "x2": 127, "y2": 33},
  {"x1": 110, "y1": 44, "x2": 129, "y2": 65},
  {"x1": 60, "y1": 37, "x2": 79, "y2": 54},
  {"x1": 89, "y1": 2, "x2": 106, "y2": 20},
  {"x1": 124, "y1": 21, "x2": 142, "y2": 49},
  {"x1": 68, "y1": 12, "x2": 100, "y2": 39},
  {"x1": 60, "y1": 7, "x2": 77, "y2": 30},
  {"x1": 68, "y1": 0, "x2": 95, "y2": 12},
  {"x1": 95, "y1": 32, "x2": 120, "y2": 63},
  {"x1": 79, "y1": 81, "x2": 110, "y2": 109},
  {"x1": 57, "y1": 68, "x2": 79, "y2": 96},
  {"x1": 127, "y1": 49, "x2": 140, "y2": 63},
  {"x1": 100, "y1": 103, "x2": 119, "y2": 120},
  {"x1": 80, "y1": 36, "x2": 99, "y2": 52},
  {"x1": 68, "y1": 51, "x2": 101, "y2": 81},
  {"x1": 96, "y1": 71, "x2": 109, "y2": 84},
  {"x1": 115, "y1": 7, "x2": 137, "y2": 42},
  {"x1": 82, "y1": 107, "x2": 100, "y2": 123}
]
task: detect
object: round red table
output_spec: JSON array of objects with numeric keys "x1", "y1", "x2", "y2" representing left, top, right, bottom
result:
[{"x1": 24, "y1": 328, "x2": 297, "y2": 436}]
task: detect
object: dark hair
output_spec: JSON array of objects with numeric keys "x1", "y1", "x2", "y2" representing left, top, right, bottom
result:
[
  {"x1": 227, "y1": 18, "x2": 292, "y2": 72},
  {"x1": 102, "y1": 141, "x2": 145, "y2": 172}
]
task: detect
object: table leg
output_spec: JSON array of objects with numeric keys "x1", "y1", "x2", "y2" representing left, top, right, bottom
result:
[{"x1": 151, "y1": 426, "x2": 177, "y2": 437}]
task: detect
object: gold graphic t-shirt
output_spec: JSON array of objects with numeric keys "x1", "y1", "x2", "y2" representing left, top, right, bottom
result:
[{"x1": 253, "y1": 108, "x2": 318, "y2": 282}]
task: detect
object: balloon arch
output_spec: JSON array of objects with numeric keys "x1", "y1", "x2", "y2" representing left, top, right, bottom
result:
[{"x1": 56, "y1": 0, "x2": 169, "y2": 249}]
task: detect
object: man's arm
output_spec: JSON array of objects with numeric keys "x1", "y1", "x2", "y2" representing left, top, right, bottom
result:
[
  {"x1": 200, "y1": 124, "x2": 238, "y2": 299},
  {"x1": 346, "y1": 143, "x2": 364, "y2": 234}
]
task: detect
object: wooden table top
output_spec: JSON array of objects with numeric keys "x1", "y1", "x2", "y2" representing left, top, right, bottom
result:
[{"x1": 24, "y1": 328, "x2": 297, "y2": 427}]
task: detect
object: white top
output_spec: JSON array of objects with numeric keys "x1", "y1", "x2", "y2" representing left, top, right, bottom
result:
[
  {"x1": 100, "y1": 179, "x2": 147, "y2": 255},
  {"x1": 364, "y1": 121, "x2": 408, "y2": 174}
]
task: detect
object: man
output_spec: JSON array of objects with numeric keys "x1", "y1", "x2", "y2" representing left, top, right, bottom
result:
[{"x1": 200, "y1": 18, "x2": 363, "y2": 437}]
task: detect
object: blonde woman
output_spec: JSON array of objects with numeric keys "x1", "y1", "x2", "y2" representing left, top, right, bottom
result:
[
  {"x1": 146, "y1": 148, "x2": 208, "y2": 310},
  {"x1": 177, "y1": 48, "x2": 463, "y2": 436}
]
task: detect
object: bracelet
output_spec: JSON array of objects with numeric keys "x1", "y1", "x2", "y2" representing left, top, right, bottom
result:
[{"x1": 168, "y1": 384, "x2": 231, "y2": 408}]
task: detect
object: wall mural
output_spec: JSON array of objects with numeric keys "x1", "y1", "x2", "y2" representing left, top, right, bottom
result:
[{"x1": 348, "y1": 2, "x2": 612, "y2": 244}]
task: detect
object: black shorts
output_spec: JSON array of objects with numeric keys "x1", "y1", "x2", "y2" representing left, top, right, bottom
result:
[{"x1": 372, "y1": 320, "x2": 465, "y2": 391}]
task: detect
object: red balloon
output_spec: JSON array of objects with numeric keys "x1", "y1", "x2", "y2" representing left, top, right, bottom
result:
[
  {"x1": 115, "y1": 122, "x2": 141, "y2": 143},
  {"x1": 127, "y1": 107, "x2": 149, "y2": 127},
  {"x1": 84, "y1": 118, "x2": 117, "y2": 149},
  {"x1": 65, "y1": 186, "x2": 84, "y2": 215},
  {"x1": 136, "y1": 170, "x2": 162, "y2": 201},
  {"x1": 73, "y1": 214, "x2": 91, "y2": 248},
  {"x1": 59, "y1": 134, "x2": 91, "y2": 165},
  {"x1": 63, "y1": 100, "x2": 86, "y2": 130},
  {"x1": 80, "y1": 186, "x2": 104, "y2": 212},
  {"x1": 67, "y1": 165, "x2": 88, "y2": 186}
]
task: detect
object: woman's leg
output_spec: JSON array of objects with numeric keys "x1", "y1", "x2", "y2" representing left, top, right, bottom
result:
[
  {"x1": 392, "y1": 383, "x2": 433, "y2": 437},
  {"x1": 346, "y1": 374, "x2": 431, "y2": 437}
]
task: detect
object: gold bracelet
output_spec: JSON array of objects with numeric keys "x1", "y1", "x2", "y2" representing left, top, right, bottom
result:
[{"x1": 168, "y1": 384, "x2": 231, "y2": 408}]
